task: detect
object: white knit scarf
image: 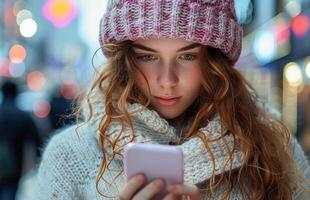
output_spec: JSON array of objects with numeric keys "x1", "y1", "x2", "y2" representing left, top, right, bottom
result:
[{"x1": 83, "y1": 90, "x2": 252, "y2": 185}]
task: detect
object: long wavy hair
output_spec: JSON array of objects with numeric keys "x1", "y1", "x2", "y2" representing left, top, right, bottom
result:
[{"x1": 78, "y1": 40, "x2": 309, "y2": 199}]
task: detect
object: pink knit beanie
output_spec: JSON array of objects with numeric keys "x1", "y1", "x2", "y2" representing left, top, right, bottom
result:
[{"x1": 99, "y1": 0, "x2": 243, "y2": 63}]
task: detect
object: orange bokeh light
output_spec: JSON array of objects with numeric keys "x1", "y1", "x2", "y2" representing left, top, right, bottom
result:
[
  {"x1": 27, "y1": 71, "x2": 46, "y2": 91},
  {"x1": 52, "y1": 1, "x2": 72, "y2": 18},
  {"x1": 9, "y1": 44, "x2": 26, "y2": 64}
]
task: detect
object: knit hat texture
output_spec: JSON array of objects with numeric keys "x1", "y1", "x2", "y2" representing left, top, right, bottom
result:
[{"x1": 99, "y1": 0, "x2": 243, "y2": 63}]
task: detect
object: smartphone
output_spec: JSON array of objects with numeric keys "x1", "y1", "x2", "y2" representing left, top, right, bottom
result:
[{"x1": 124, "y1": 143, "x2": 184, "y2": 200}]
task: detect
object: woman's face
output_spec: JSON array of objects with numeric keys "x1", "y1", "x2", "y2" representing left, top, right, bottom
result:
[{"x1": 133, "y1": 38, "x2": 203, "y2": 120}]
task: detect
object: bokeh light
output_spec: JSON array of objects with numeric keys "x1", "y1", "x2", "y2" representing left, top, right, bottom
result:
[
  {"x1": 4, "y1": 4, "x2": 15, "y2": 27},
  {"x1": 13, "y1": 1, "x2": 22, "y2": 16},
  {"x1": 0, "y1": 58, "x2": 11, "y2": 77},
  {"x1": 60, "y1": 66, "x2": 75, "y2": 83},
  {"x1": 33, "y1": 99, "x2": 51, "y2": 118},
  {"x1": 253, "y1": 30, "x2": 276, "y2": 63},
  {"x1": 305, "y1": 61, "x2": 310, "y2": 79},
  {"x1": 285, "y1": 0, "x2": 301, "y2": 18},
  {"x1": 275, "y1": 17, "x2": 290, "y2": 45},
  {"x1": 9, "y1": 44, "x2": 27, "y2": 64},
  {"x1": 20, "y1": 18, "x2": 37, "y2": 38},
  {"x1": 16, "y1": 9, "x2": 33, "y2": 25},
  {"x1": 284, "y1": 62, "x2": 303, "y2": 86},
  {"x1": 43, "y1": 0, "x2": 78, "y2": 28},
  {"x1": 291, "y1": 14, "x2": 310, "y2": 38},
  {"x1": 27, "y1": 71, "x2": 46, "y2": 91},
  {"x1": 60, "y1": 82, "x2": 80, "y2": 100},
  {"x1": 9, "y1": 62, "x2": 25, "y2": 78}
]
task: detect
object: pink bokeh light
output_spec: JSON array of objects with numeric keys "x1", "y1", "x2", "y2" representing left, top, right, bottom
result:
[
  {"x1": 291, "y1": 14, "x2": 310, "y2": 38},
  {"x1": 33, "y1": 99, "x2": 51, "y2": 118},
  {"x1": 0, "y1": 58, "x2": 11, "y2": 77},
  {"x1": 42, "y1": 0, "x2": 78, "y2": 28}
]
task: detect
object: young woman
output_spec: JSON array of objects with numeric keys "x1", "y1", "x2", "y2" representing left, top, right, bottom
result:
[{"x1": 33, "y1": 0, "x2": 310, "y2": 199}]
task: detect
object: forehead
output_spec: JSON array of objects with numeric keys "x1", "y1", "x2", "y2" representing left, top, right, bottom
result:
[{"x1": 133, "y1": 38, "x2": 199, "y2": 52}]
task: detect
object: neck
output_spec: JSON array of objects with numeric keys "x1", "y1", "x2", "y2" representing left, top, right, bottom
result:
[
  {"x1": 168, "y1": 110, "x2": 197, "y2": 138},
  {"x1": 167, "y1": 113, "x2": 186, "y2": 129}
]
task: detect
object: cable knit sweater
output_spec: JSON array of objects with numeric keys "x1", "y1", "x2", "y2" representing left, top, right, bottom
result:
[{"x1": 32, "y1": 92, "x2": 310, "y2": 199}]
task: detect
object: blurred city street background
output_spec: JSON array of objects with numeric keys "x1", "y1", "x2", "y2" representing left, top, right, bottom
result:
[{"x1": 1, "y1": 0, "x2": 310, "y2": 199}]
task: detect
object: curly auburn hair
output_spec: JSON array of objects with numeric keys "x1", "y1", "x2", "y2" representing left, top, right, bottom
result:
[{"x1": 77, "y1": 40, "x2": 309, "y2": 199}]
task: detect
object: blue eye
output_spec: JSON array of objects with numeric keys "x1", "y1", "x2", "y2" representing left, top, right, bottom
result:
[
  {"x1": 136, "y1": 55, "x2": 157, "y2": 62},
  {"x1": 179, "y1": 54, "x2": 197, "y2": 61}
]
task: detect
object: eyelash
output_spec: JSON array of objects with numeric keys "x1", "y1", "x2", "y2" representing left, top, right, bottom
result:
[
  {"x1": 179, "y1": 54, "x2": 197, "y2": 61},
  {"x1": 136, "y1": 54, "x2": 197, "y2": 62},
  {"x1": 136, "y1": 55, "x2": 157, "y2": 62}
]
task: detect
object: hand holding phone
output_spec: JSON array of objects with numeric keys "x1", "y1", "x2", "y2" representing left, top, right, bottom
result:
[{"x1": 123, "y1": 143, "x2": 184, "y2": 200}]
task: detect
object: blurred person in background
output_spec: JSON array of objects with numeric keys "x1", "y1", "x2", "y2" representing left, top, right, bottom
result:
[{"x1": 0, "y1": 80, "x2": 42, "y2": 200}]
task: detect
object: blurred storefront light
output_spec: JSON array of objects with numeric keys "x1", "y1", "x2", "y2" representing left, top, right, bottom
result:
[
  {"x1": 16, "y1": 9, "x2": 33, "y2": 25},
  {"x1": 9, "y1": 44, "x2": 26, "y2": 64},
  {"x1": 249, "y1": 14, "x2": 291, "y2": 65},
  {"x1": 20, "y1": 18, "x2": 37, "y2": 38},
  {"x1": 43, "y1": 0, "x2": 78, "y2": 28},
  {"x1": 291, "y1": 14, "x2": 310, "y2": 38},
  {"x1": 284, "y1": 62, "x2": 303, "y2": 86},
  {"x1": 27, "y1": 71, "x2": 46, "y2": 91},
  {"x1": 253, "y1": 30, "x2": 276, "y2": 63},
  {"x1": 305, "y1": 61, "x2": 310, "y2": 79},
  {"x1": 283, "y1": 61, "x2": 303, "y2": 134}
]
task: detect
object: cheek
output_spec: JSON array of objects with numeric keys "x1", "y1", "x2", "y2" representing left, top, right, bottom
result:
[{"x1": 183, "y1": 69, "x2": 202, "y2": 90}]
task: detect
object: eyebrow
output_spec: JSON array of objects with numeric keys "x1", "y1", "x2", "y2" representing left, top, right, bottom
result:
[{"x1": 131, "y1": 43, "x2": 201, "y2": 53}]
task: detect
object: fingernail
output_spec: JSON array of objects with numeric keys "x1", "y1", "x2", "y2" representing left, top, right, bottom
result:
[
  {"x1": 136, "y1": 174, "x2": 144, "y2": 182},
  {"x1": 154, "y1": 179, "x2": 164, "y2": 187}
]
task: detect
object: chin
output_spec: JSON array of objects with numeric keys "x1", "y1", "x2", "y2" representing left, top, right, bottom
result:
[
  {"x1": 158, "y1": 110, "x2": 184, "y2": 120},
  {"x1": 161, "y1": 115, "x2": 177, "y2": 120},
  {"x1": 151, "y1": 103, "x2": 188, "y2": 120}
]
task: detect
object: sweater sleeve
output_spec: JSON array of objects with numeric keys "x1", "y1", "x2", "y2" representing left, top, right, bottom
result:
[
  {"x1": 32, "y1": 127, "x2": 87, "y2": 200},
  {"x1": 290, "y1": 138, "x2": 310, "y2": 199}
]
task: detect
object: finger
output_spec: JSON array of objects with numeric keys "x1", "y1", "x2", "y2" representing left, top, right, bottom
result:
[
  {"x1": 132, "y1": 179, "x2": 165, "y2": 200},
  {"x1": 119, "y1": 174, "x2": 145, "y2": 200},
  {"x1": 167, "y1": 185, "x2": 200, "y2": 200},
  {"x1": 162, "y1": 193, "x2": 182, "y2": 200}
]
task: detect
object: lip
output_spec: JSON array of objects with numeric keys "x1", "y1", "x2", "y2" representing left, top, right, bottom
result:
[{"x1": 154, "y1": 96, "x2": 182, "y2": 106}]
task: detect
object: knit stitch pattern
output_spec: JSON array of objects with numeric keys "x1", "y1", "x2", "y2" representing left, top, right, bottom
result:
[{"x1": 99, "y1": 0, "x2": 243, "y2": 63}]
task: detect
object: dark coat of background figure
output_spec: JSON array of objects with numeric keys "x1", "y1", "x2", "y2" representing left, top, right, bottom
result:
[{"x1": 0, "y1": 80, "x2": 42, "y2": 200}]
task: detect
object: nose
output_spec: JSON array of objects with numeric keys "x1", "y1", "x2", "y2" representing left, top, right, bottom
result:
[{"x1": 157, "y1": 64, "x2": 178, "y2": 88}]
